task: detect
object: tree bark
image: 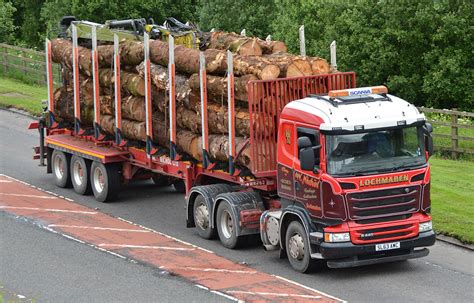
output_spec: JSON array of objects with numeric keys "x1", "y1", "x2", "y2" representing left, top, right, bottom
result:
[
  {"x1": 100, "y1": 115, "x2": 146, "y2": 141},
  {"x1": 188, "y1": 73, "x2": 256, "y2": 103},
  {"x1": 97, "y1": 40, "x2": 144, "y2": 67},
  {"x1": 98, "y1": 68, "x2": 145, "y2": 96},
  {"x1": 148, "y1": 39, "x2": 280, "y2": 79},
  {"x1": 51, "y1": 39, "x2": 92, "y2": 76},
  {"x1": 207, "y1": 31, "x2": 262, "y2": 56},
  {"x1": 262, "y1": 54, "x2": 313, "y2": 77},
  {"x1": 100, "y1": 95, "x2": 146, "y2": 122},
  {"x1": 257, "y1": 38, "x2": 288, "y2": 54}
]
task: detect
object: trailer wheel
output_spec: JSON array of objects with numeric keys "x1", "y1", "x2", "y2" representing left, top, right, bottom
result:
[
  {"x1": 90, "y1": 162, "x2": 120, "y2": 202},
  {"x1": 216, "y1": 201, "x2": 246, "y2": 249},
  {"x1": 193, "y1": 195, "x2": 216, "y2": 239},
  {"x1": 172, "y1": 179, "x2": 186, "y2": 193},
  {"x1": 70, "y1": 155, "x2": 92, "y2": 195},
  {"x1": 52, "y1": 150, "x2": 71, "y2": 188},
  {"x1": 285, "y1": 221, "x2": 318, "y2": 273}
]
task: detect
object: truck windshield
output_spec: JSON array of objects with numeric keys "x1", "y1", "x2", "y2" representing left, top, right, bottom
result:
[{"x1": 326, "y1": 126, "x2": 426, "y2": 176}]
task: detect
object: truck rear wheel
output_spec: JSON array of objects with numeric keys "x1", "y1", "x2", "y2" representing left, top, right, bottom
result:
[
  {"x1": 285, "y1": 221, "x2": 318, "y2": 273},
  {"x1": 90, "y1": 162, "x2": 120, "y2": 202},
  {"x1": 70, "y1": 155, "x2": 92, "y2": 195},
  {"x1": 193, "y1": 195, "x2": 216, "y2": 239},
  {"x1": 52, "y1": 150, "x2": 71, "y2": 188},
  {"x1": 216, "y1": 201, "x2": 246, "y2": 249}
]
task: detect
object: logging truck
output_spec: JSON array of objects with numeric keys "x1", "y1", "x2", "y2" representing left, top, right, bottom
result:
[{"x1": 29, "y1": 23, "x2": 436, "y2": 273}]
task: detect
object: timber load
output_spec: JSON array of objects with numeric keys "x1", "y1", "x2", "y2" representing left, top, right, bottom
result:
[{"x1": 50, "y1": 29, "x2": 331, "y2": 170}]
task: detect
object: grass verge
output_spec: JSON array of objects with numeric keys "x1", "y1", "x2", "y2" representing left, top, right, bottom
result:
[
  {"x1": 0, "y1": 76, "x2": 46, "y2": 116},
  {"x1": 429, "y1": 157, "x2": 474, "y2": 244}
]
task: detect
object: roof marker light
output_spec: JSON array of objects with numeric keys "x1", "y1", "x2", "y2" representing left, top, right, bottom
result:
[{"x1": 328, "y1": 86, "x2": 388, "y2": 98}]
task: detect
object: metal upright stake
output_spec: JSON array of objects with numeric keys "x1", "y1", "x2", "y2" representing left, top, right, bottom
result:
[
  {"x1": 299, "y1": 25, "x2": 306, "y2": 57},
  {"x1": 91, "y1": 25, "x2": 103, "y2": 140},
  {"x1": 144, "y1": 33, "x2": 157, "y2": 155},
  {"x1": 330, "y1": 40, "x2": 337, "y2": 71},
  {"x1": 45, "y1": 38, "x2": 57, "y2": 128},
  {"x1": 72, "y1": 24, "x2": 82, "y2": 134},
  {"x1": 227, "y1": 50, "x2": 236, "y2": 175},
  {"x1": 200, "y1": 52, "x2": 211, "y2": 169},
  {"x1": 169, "y1": 35, "x2": 178, "y2": 159},
  {"x1": 113, "y1": 34, "x2": 125, "y2": 146}
]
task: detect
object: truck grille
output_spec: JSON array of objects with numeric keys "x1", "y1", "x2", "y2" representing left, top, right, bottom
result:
[
  {"x1": 347, "y1": 186, "x2": 421, "y2": 221},
  {"x1": 351, "y1": 222, "x2": 418, "y2": 244}
]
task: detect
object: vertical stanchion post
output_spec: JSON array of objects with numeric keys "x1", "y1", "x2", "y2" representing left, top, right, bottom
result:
[
  {"x1": 114, "y1": 34, "x2": 125, "y2": 146},
  {"x1": 227, "y1": 50, "x2": 236, "y2": 175},
  {"x1": 45, "y1": 38, "x2": 57, "y2": 128},
  {"x1": 330, "y1": 40, "x2": 337, "y2": 71},
  {"x1": 299, "y1": 25, "x2": 306, "y2": 57},
  {"x1": 91, "y1": 25, "x2": 104, "y2": 140},
  {"x1": 200, "y1": 52, "x2": 210, "y2": 169},
  {"x1": 72, "y1": 24, "x2": 82, "y2": 134},
  {"x1": 144, "y1": 32, "x2": 157, "y2": 155},
  {"x1": 169, "y1": 35, "x2": 178, "y2": 159}
]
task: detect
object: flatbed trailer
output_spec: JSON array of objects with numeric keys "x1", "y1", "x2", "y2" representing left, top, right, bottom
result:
[{"x1": 30, "y1": 25, "x2": 435, "y2": 272}]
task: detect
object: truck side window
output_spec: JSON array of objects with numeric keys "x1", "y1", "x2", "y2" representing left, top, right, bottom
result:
[{"x1": 297, "y1": 127, "x2": 320, "y2": 159}]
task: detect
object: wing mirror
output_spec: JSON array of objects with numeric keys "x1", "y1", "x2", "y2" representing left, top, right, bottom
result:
[
  {"x1": 423, "y1": 122, "x2": 434, "y2": 157},
  {"x1": 298, "y1": 136, "x2": 321, "y2": 171}
]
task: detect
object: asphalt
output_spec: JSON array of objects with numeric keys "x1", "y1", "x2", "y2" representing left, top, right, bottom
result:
[{"x1": 1, "y1": 109, "x2": 473, "y2": 302}]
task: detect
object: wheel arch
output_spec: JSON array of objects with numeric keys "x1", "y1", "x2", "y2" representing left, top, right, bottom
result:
[
  {"x1": 186, "y1": 184, "x2": 233, "y2": 228},
  {"x1": 279, "y1": 205, "x2": 314, "y2": 253}
]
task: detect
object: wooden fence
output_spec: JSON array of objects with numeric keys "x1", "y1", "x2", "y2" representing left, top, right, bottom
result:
[
  {"x1": 1, "y1": 44, "x2": 473, "y2": 157},
  {"x1": 418, "y1": 107, "x2": 474, "y2": 158},
  {"x1": 0, "y1": 43, "x2": 62, "y2": 85}
]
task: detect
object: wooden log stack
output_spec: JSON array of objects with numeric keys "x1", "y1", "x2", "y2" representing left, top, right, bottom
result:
[{"x1": 50, "y1": 30, "x2": 331, "y2": 169}]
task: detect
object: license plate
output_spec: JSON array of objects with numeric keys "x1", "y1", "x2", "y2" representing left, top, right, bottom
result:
[{"x1": 375, "y1": 242, "x2": 400, "y2": 251}]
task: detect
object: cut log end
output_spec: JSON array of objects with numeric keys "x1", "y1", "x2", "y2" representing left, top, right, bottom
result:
[
  {"x1": 260, "y1": 65, "x2": 281, "y2": 80},
  {"x1": 311, "y1": 58, "x2": 331, "y2": 75},
  {"x1": 286, "y1": 59, "x2": 313, "y2": 78}
]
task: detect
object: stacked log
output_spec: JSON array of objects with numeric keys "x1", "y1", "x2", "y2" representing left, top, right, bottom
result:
[{"x1": 50, "y1": 29, "x2": 331, "y2": 170}]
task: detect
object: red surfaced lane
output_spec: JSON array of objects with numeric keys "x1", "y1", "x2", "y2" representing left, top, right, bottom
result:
[{"x1": 0, "y1": 174, "x2": 344, "y2": 303}]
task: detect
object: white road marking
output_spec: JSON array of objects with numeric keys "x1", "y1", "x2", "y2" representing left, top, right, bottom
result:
[
  {"x1": 274, "y1": 274, "x2": 346, "y2": 302},
  {"x1": 179, "y1": 267, "x2": 257, "y2": 274},
  {"x1": 0, "y1": 206, "x2": 97, "y2": 214},
  {"x1": 210, "y1": 290, "x2": 242, "y2": 302},
  {"x1": 0, "y1": 180, "x2": 12, "y2": 183},
  {"x1": 226, "y1": 290, "x2": 322, "y2": 299},
  {"x1": 98, "y1": 244, "x2": 195, "y2": 251},
  {"x1": 49, "y1": 224, "x2": 151, "y2": 233},
  {"x1": 0, "y1": 193, "x2": 58, "y2": 199}
]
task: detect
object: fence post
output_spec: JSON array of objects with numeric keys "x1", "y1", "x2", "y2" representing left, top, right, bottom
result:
[
  {"x1": 451, "y1": 108, "x2": 459, "y2": 159},
  {"x1": 2, "y1": 46, "x2": 8, "y2": 73}
]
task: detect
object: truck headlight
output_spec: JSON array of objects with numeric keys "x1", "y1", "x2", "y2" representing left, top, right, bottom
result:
[
  {"x1": 419, "y1": 221, "x2": 432, "y2": 233},
  {"x1": 324, "y1": 232, "x2": 350, "y2": 243}
]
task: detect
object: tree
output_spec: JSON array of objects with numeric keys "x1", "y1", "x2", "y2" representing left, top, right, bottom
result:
[
  {"x1": 0, "y1": 0, "x2": 16, "y2": 44},
  {"x1": 197, "y1": 0, "x2": 275, "y2": 38}
]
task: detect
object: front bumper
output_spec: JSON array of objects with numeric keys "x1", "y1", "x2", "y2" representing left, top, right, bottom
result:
[{"x1": 319, "y1": 230, "x2": 436, "y2": 268}]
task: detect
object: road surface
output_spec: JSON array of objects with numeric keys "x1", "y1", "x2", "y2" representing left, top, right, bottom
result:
[{"x1": 1, "y1": 109, "x2": 473, "y2": 302}]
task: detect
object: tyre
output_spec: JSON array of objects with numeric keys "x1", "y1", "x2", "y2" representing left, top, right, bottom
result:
[
  {"x1": 51, "y1": 150, "x2": 71, "y2": 188},
  {"x1": 70, "y1": 155, "x2": 92, "y2": 195},
  {"x1": 285, "y1": 220, "x2": 318, "y2": 273},
  {"x1": 151, "y1": 174, "x2": 171, "y2": 186},
  {"x1": 90, "y1": 161, "x2": 121, "y2": 202},
  {"x1": 193, "y1": 195, "x2": 216, "y2": 239},
  {"x1": 216, "y1": 201, "x2": 246, "y2": 249},
  {"x1": 172, "y1": 179, "x2": 186, "y2": 193}
]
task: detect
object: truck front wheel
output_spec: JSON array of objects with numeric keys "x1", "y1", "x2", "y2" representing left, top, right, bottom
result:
[
  {"x1": 52, "y1": 150, "x2": 71, "y2": 188},
  {"x1": 90, "y1": 162, "x2": 120, "y2": 202},
  {"x1": 70, "y1": 155, "x2": 92, "y2": 195},
  {"x1": 285, "y1": 221, "x2": 318, "y2": 273}
]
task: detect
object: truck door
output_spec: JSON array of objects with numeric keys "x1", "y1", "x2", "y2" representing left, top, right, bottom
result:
[
  {"x1": 293, "y1": 126, "x2": 323, "y2": 218},
  {"x1": 277, "y1": 120, "x2": 295, "y2": 199}
]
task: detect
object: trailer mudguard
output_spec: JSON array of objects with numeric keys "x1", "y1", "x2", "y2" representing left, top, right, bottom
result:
[
  {"x1": 186, "y1": 184, "x2": 233, "y2": 228},
  {"x1": 213, "y1": 191, "x2": 265, "y2": 236}
]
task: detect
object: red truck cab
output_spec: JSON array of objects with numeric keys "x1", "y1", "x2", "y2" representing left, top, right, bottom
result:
[{"x1": 260, "y1": 86, "x2": 435, "y2": 272}]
